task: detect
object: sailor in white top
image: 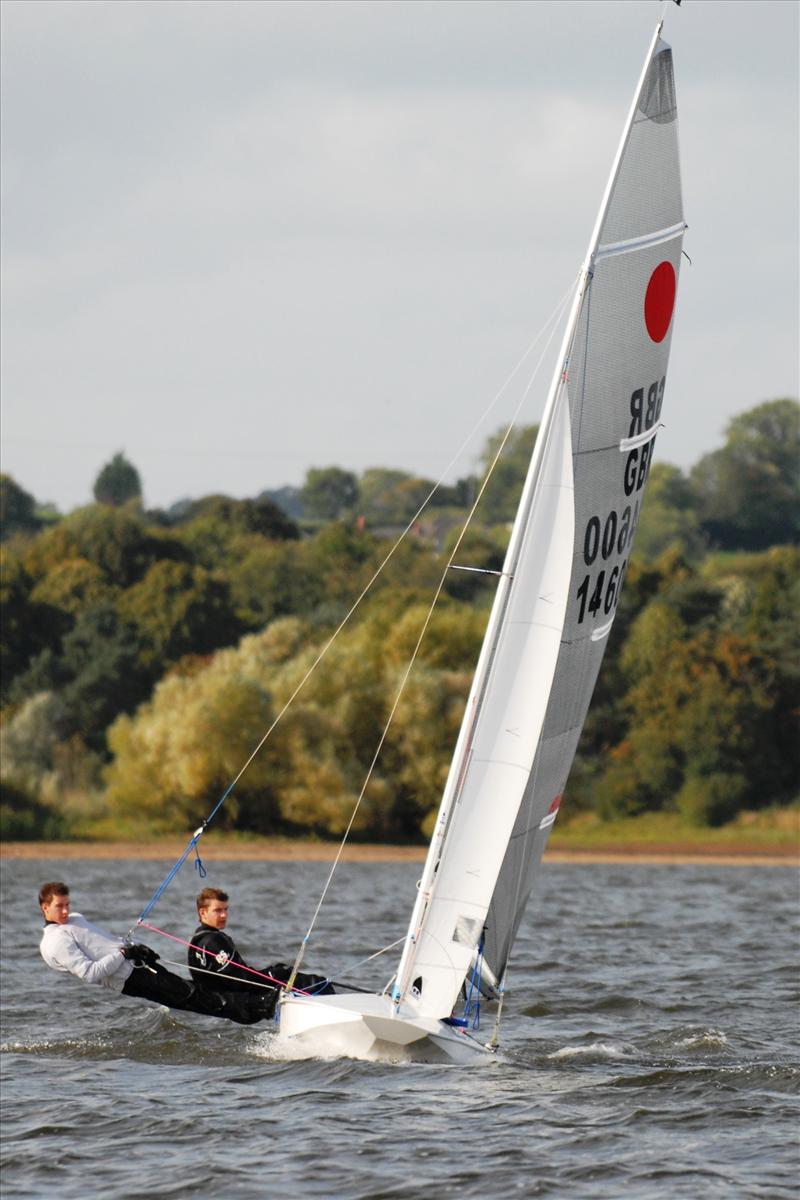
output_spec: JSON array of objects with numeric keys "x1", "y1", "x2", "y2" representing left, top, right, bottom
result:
[
  {"x1": 40, "y1": 908, "x2": 133, "y2": 991},
  {"x1": 38, "y1": 881, "x2": 275, "y2": 1025}
]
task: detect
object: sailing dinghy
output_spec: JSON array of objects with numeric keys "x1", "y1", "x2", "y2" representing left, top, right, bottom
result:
[{"x1": 277, "y1": 16, "x2": 686, "y2": 1062}]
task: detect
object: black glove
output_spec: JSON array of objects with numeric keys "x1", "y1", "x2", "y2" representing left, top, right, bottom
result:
[{"x1": 122, "y1": 943, "x2": 160, "y2": 967}]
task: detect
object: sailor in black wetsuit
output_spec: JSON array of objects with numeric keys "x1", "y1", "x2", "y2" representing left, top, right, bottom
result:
[{"x1": 188, "y1": 887, "x2": 334, "y2": 1018}]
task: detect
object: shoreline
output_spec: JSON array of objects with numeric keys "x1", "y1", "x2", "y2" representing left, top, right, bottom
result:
[{"x1": 1, "y1": 840, "x2": 797, "y2": 867}]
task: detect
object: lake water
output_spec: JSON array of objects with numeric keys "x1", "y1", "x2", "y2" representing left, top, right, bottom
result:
[{"x1": 1, "y1": 857, "x2": 797, "y2": 1199}]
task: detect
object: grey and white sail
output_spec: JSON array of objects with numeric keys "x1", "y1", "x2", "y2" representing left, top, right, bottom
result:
[
  {"x1": 394, "y1": 28, "x2": 685, "y2": 1020},
  {"x1": 278, "y1": 19, "x2": 685, "y2": 1061}
]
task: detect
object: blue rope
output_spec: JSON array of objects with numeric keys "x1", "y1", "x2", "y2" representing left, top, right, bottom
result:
[
  {"x1": 193, "y1": 841, "x2": 207, "y2": 878},
  {"x1": 463, "y1": 935, "x2": 484, "y2": 1031},
  {"x1": 136, "y1": 776, "x2": 241, "y2": 923},
  {"x1": 137, "y1": 839, "x2": 199, "y2": 924}
]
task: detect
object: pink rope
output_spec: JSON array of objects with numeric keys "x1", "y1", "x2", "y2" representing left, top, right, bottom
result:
[{"x1": 138, "y1": 921, "x2": 314, "y2": 995}]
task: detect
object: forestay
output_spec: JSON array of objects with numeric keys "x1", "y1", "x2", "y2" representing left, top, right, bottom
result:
[{"x1": 395, "y1": 30, "x2": 685, "y2": 1020}]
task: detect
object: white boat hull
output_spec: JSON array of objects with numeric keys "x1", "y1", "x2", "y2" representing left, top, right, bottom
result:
[{"x1": 277, "y1": 991, "x2": 494, "y2": 1064}]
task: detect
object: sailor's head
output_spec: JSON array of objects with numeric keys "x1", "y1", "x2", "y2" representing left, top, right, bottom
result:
[
  {"x1": 197, "y1": 887, "x2": 229, "y2": 930},
  {"x1": 39, "y1": 881, "x2": 70, "y2": 924}
]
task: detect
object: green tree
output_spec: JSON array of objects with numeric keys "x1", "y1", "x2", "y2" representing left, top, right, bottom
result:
[
  {"x1": 1, "y1": 549, "x2": 34, "y2": 690},
  {"x1": 358, "y1": 469, "x2": 435, "y2": 524},
  {"x1": 476, "y1": 424, "x2": 539, "y2": 525},
  {"x1": 179, "y1": 494, "x2": 299, "y2": 541},
  {"x1": 58, "y1": 604, "x2": 151, "y2": 744},
  {"x1": 442, "y1": 527, "x2": 506, "y2": 602},
  {"x1": 294, "y1": 523, "x2": 385, "y2": 625},
  {"x1": 634, "y1": 462, "x2": 706, "y2": 561},
  {"x1": 59, "y1": 605, "x2": 151, "y2": 753},
  {"x1": 104, "y1": 627, "x2": 301, "y2": 834},
  {"x1": 30, "y1": 557, "x2": 115, "y2": 616},
  {"x1": 1, "y1": 691, "x2": 68, "y2": 797},
  {"x1": 383, "y1": 666, "x2": 471, "y2": 839},
  {"x1": 301, "y1": 467, "x2": 359, "y2": 520},
  {"x1": 0, "y1": 779, "x2": 67, "y2": 840},
  {"x1": 227, "y1": 541, "x2": 322, "y2": 629},
  {"x1": 10, "y1": 605, "x2": 151, "y2": 755},
  {"x1": 258, "y1": 485, "x2": 305, "y2": 520},
  {"x1": 0, "y1": 548, "x2": 66, "y2": 700},
  {"x1": 594, "y1": 570, "x2": 788, "y2": 824},
  {"x1": 433, "y1": 476, "x2": 477, "y2": 509},
  {"x1": 23, "y1": 506, "x2": 186, "y2": 589},
  {"x1": 118, "y1": 560, "x2": 242, "y2": 667},
  {"x1": 3, "y1": 509, "x2": 178, "y2": 703},
  {"x1": 0, "y1": 690, "x2": 102, "y2": 835},
  {"x1": 102, "y1": 602, "x2": 484, "y2": 840},
  {"x1": 702, "y1": 546, "x2": 800, "y2": 803},
  {"x1": 690, "y1": 399, "x2": 800, "y2": 550},
  {"x1": 358, "y1": 469, "x2": 405, "y2": 519},
  {"x1": 382, "y1": 602, "x2": 486, "y2": 672},
  {"x1": 0, "y1": 475, "x2": 41, "y2": 541},
  {"x1": 93, "y1": 452, "x2": 143, "y2": 507},
  {"x1": 594, "y1": 544, "x2": 796, "y2": 825}
]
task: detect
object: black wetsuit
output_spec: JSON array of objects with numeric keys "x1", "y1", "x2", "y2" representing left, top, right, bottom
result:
[
  {"x1": 188, "y1": 924, "x2": 334, "y2": 1015},
  {"x1": 122, "y1": 961, "x2": 273, "y2": 1025}
]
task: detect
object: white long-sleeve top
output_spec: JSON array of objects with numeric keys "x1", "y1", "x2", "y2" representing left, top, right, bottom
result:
[{"x1": 40, "y1": 912, "x2": 133, "y2": 992}]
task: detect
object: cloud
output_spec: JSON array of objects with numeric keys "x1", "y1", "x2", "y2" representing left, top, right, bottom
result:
[{"x1": 1, "y1": 0, "x2": 797, "y2": 510}]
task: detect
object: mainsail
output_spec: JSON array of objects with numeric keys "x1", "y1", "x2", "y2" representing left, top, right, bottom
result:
[{"x1": 395, "y1": 29, "x2": 685, "y2": 1020}]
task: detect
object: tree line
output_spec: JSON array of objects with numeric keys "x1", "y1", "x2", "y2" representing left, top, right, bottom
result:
[{"x1": 1, "y1": 398, "x2": 797, "y2": 841}]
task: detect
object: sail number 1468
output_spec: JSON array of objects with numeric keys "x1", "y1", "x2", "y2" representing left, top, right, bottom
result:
[
  {"x1": 574, "y1": 502, "x2": 639, "y2": 625},
  {"x1": 575, "y1": 560, "x2": 628, "y2": 623}
]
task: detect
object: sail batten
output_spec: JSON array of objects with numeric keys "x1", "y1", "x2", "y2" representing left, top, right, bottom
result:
[
  {"x1": 393, "y1": 27, "x2": 685, "y2": 1022},
  {"x1": 596, "y1": 220, "x2": 686, "y2": 260}
]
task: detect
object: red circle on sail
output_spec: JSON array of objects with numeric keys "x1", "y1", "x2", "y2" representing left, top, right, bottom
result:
[{"x1": 644, "y1": 261, "x2": 676, "y2": 343}]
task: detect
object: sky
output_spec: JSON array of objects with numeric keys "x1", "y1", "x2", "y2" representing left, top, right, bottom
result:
[{"x1": 2, "y1": 0, "x2": 798, "y2": 514}]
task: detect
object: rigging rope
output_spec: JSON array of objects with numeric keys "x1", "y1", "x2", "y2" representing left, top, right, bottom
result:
[
  {"x1": 135, "y1": 276, "x2": 579, "y2": 933},
  {"x1": 338, "y1": 935, "x2": 405, "y2": 976},
  {"x1": 157, "y1": 956, "x2": 274, "y2": 989}
]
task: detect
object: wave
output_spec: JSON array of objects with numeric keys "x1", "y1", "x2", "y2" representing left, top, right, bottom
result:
[
  {"x1": 608, "y1": 1062, "x2": 800, "y2": 1094},
  {"x1": 0, "y1": 1006, "x2": 267, "y2": 1068},
  {"x1": 522, "y1": 991, "x2": 656, "y2": 1018},
  {"x1": 548, "y1": 1040, "x2": 636, "y2": 1062}
]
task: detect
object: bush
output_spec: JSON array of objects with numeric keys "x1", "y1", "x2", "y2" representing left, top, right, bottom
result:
[
  {"x1": 676, "y1": 773, "x2": 747, "y2": 827},
  {"x1": 0, "y1": 778, "x2": 67, "y2": 840}
]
